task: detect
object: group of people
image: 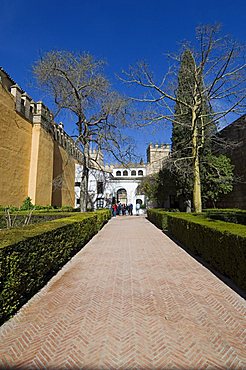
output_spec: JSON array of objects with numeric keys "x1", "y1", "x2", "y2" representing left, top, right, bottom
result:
[{"x1": 111, "y1": 203, "x2": 133, "y2": 216}]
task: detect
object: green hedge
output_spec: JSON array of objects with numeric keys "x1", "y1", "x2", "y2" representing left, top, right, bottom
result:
[
  {"x1": 147, "y1": 209, "x2": 246, "y2": 291},
  {"x1": 0, "y1": 209, "x2": 111, "y2": 324},
  {"x1": 205, "y1": 209, "x2": 246, "y2": 226},
  {"x1": 147, "y1": 209, "x2": 170, "y2": 231},
  {"x1": 0, "y1": 211, "x2": 75, "y2": 229}
]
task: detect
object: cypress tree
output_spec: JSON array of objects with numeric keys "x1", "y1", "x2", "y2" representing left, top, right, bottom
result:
[
  {"x1": 172, "y1": 49, "x2": 195, "y2": 157},
  {"x1": 170, "y1": 49, "x2": 232, "y2": 209}
]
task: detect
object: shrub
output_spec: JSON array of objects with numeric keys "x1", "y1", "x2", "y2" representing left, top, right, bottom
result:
[
  {"x1": 147, "y1": 209, "x2": 246, "y2": 291},
  {"x1": 205, "y1": 209, "x2": 246, "y2": 226},
  {"x1": 0, "y1": 210, "x2": 111, "y2": 324},
  {"x1": 0, "y1": 211, "x2": 75, "y2": 229},
  {"x1": 147, "y1": 209, "x2": 169, "y2": 230},
  {"x1": 20, "y1": 197, "x2": 35, "y2": 210}
]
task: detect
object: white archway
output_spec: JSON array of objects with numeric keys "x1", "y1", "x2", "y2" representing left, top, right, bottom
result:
[{"x1": 117, "y1": 188, "x2": 127, "y2": 204}]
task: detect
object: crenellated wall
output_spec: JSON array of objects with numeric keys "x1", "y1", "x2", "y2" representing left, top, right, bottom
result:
[
  {"x1": 0, "y1": 69, "x2": 82, "y2": 208},
  {"x1": 146, "y1": 143, "x2": 170, "y2": 175},
  {"x1": 0, "y1": 83, "x2": 32, "y2": 207}
]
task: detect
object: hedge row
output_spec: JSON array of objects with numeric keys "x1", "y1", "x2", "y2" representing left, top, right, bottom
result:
[
  {"x1": 0, "y1": 209, "x2": 111, "y2": 324},
  {"x1": 147, "y1": 209, "x2": 246, "y2": 291},
  {"x1": 205, "y1": 209, "x2": 246, "y2": 226},
  {"x1": 0, "y1": 211, "x2": 75, "y2": 229}
]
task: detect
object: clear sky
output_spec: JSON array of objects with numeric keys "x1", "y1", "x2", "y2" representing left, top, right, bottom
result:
[{"x1": 1, "y1": 0, "x2": 245, "y2": 161}]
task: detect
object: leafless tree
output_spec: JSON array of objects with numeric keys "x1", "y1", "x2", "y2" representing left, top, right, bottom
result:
[
  {"x1": 34, "y1": 51, "x2": 133, "y2": 211},
  {"x1": 121, "y1": 25, "x2": 246, "y2": 212}
]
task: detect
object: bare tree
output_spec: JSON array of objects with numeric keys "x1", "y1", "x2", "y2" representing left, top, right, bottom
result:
[
  {"x1": 121, "y1": 25, "x2": 246, "y2": 212},
  {"x1": 34, "y1": 51, "x2": 133, "y2": 211}
]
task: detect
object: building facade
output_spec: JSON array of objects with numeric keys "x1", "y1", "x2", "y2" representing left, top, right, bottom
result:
[{"x1": 75, "y1": 144, "x2": 171, "y2": 214}]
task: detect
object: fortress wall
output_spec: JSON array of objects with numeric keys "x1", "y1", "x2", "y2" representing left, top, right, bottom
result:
[
  {"x1": 28, "y1": 124, "x2": 54, "y2": 206},
  {"x1": 0, "y1": 85, "x2": 32, "y2": 207},
  {"x1": 0, "y1": 78, "x2": 78, "y2": 208},
  {"x1": 52, "y1": 141, "x2": 76, "y2": 207},
  {"x1": 146, "y1": 144, "x2": 170, "y2": 175}
]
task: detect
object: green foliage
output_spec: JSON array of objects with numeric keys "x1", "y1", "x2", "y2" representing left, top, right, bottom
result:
[
  {"x1": 156, "y1": 167, "x2": 179, "y2": 207},
  {"x1": 169, "y1": 49, "x2": 233, "y2": 209},
  {"x1": 172, "y1": 49, "x2": 197, "y2": 155},
  {"x1": 140, "y1": 169, "x2": 178, "y2": 208},
  {"x1": 205, "y1": 209, "x2": 246, "y2": 226},
  {"x1": 20, "y1": 197, "x2": 35, "y2": 210},
  {"x1": 0, "y1": 210, "x2": 111, "y2": 324},
  {"x1": 147, "y1": 209, "x2": 246, "y2": 290},
  {"x1": 0, "y1": 203, "x2": 75, "y2": 212},
  {"x1": 201, "y1": 154, "x2": 234, "y2": 206},
  {"x1": 0, "y1": 212, "x2": 75, "y2": 229},
  {"x1": 139, "y1": 174, "x2": 159, "y2": 203}
]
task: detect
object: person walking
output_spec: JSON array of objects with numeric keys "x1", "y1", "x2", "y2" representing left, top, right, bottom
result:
[
  {"x1": 128, "y1": 203, "x2": 133, "y2": 216},
  {"x1": 117, "y1": 202, "x2": 122, "y2": 216},
  {"x1": 112, "y1": 203, "x2": 117, "y2": 217}
]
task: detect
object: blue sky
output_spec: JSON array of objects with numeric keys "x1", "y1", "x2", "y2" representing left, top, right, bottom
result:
[{"x1": 1, "y1": 0, "x2": 245, "y2": 161}]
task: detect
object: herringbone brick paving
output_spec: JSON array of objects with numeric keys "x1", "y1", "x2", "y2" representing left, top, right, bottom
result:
[{"x1": 0, "y1": 216, "x2": 245, "y2": 369}]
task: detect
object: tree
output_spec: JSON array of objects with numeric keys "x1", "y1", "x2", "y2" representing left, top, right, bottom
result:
[
  {"x1": 201, "y1": 154, "x2": 234, "y2": 207},
  {"x1": 122, "y1": 25, "x2": 246, "y2": 212},
  {"x1": 34, "y1": 51, "x2": 132, "y2": 211},
  {"x1": 138, "y1": 173, "x2": 159, "y2": 206},
  {"x1": 171, "y1": 48, "x2": 234, "y2": 208}
]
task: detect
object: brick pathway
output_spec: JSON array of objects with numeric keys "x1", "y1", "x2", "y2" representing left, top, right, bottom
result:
[{"x1": 0, "y1": 216, "x2": 245, "y2": 369}]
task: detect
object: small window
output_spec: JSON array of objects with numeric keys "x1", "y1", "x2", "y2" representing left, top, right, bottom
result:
[
  {"x1": 76, "y1": 198, "x2": 80, "y2": 205},
  {"x1": 131, "y1": 170, "x2": 136, "y2": 176},
  {"x1": 138, "y1": 170, "x2": 143, "y2": 176},
  {"x1": 116, "y1": 171, "x2": 121, "y2": 176},
  {"x1": 29, "y1": 105, "x2": 33, "y2": 120},
  {"x1": 20, "y1": 99, "x2": 25, "y2": 115},
  {"x1": 97, "y1": 198, "x2": 104, "y2": 208},
  {"x1": 123, "y1": 170, "x2": 128, "y2": 176},
  {"x1": 75, "y1": 182, "x2": 81, "y2": 187},
  {"x1": 97, "y1": 181, "x2": 104, "y2": 194}
]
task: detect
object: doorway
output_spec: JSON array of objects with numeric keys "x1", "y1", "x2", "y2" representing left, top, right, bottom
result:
[{"x1": 117, "y1": 188, "x2": 127, "y2": 204}]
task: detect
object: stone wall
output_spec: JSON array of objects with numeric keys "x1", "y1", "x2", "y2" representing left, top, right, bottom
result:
[
  {"x1": 0, "y1": 84, "x2": 32, "y2": 207},
  {"x1": 146, "y1": 144, "x2": 170, "y2": 175},
  {"x1": 52, "y1": 141, "x2": 76, "y2": 207},
  {"x1": 216, "y1": 115, "x2": 246, "y2": 209},
  {"x1": 0, "y1": 70, "x2": 81, "y2": 208}
]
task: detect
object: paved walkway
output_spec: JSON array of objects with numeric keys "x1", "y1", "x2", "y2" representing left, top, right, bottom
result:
[{"x1": 0, "y1": 216, "x2": 245, "y2": 369}]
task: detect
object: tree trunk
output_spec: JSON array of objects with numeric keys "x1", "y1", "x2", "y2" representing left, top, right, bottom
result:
[
  {"x1": 193, "y1": 151, "x2": 202, "y2": 213},
  {"x1": 80, "y1": 141, "x2": 90, "y2": 212},
  {"x1": 192, "y1": 110, "x2": 202, "y2": 213}
]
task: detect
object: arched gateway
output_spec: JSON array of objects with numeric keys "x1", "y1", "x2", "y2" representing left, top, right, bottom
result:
[{"x1": 117, "y1": 188, "x2": 127, "y2": 204}]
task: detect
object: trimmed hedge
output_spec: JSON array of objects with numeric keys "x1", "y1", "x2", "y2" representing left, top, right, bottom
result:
[
  {"x1": 147, "y1": 209, "x2": 246, "y2": 291},
  {"x1": 0, "y1": 211, "x2": 75, "y2": 229},
  {"x1": 205, "y1": 209, "x2": 246, "y2": 226},
  {"x1": 146, "y1": 209, "x2": 170, "y2": 231},
  {"x1": 0, "y1": 209, "x2": 111, "y2": 324}
]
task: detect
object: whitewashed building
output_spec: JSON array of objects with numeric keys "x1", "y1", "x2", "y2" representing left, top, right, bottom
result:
[{"x1": 75, "y1": 144, "x2": 170, "y2": 214}]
